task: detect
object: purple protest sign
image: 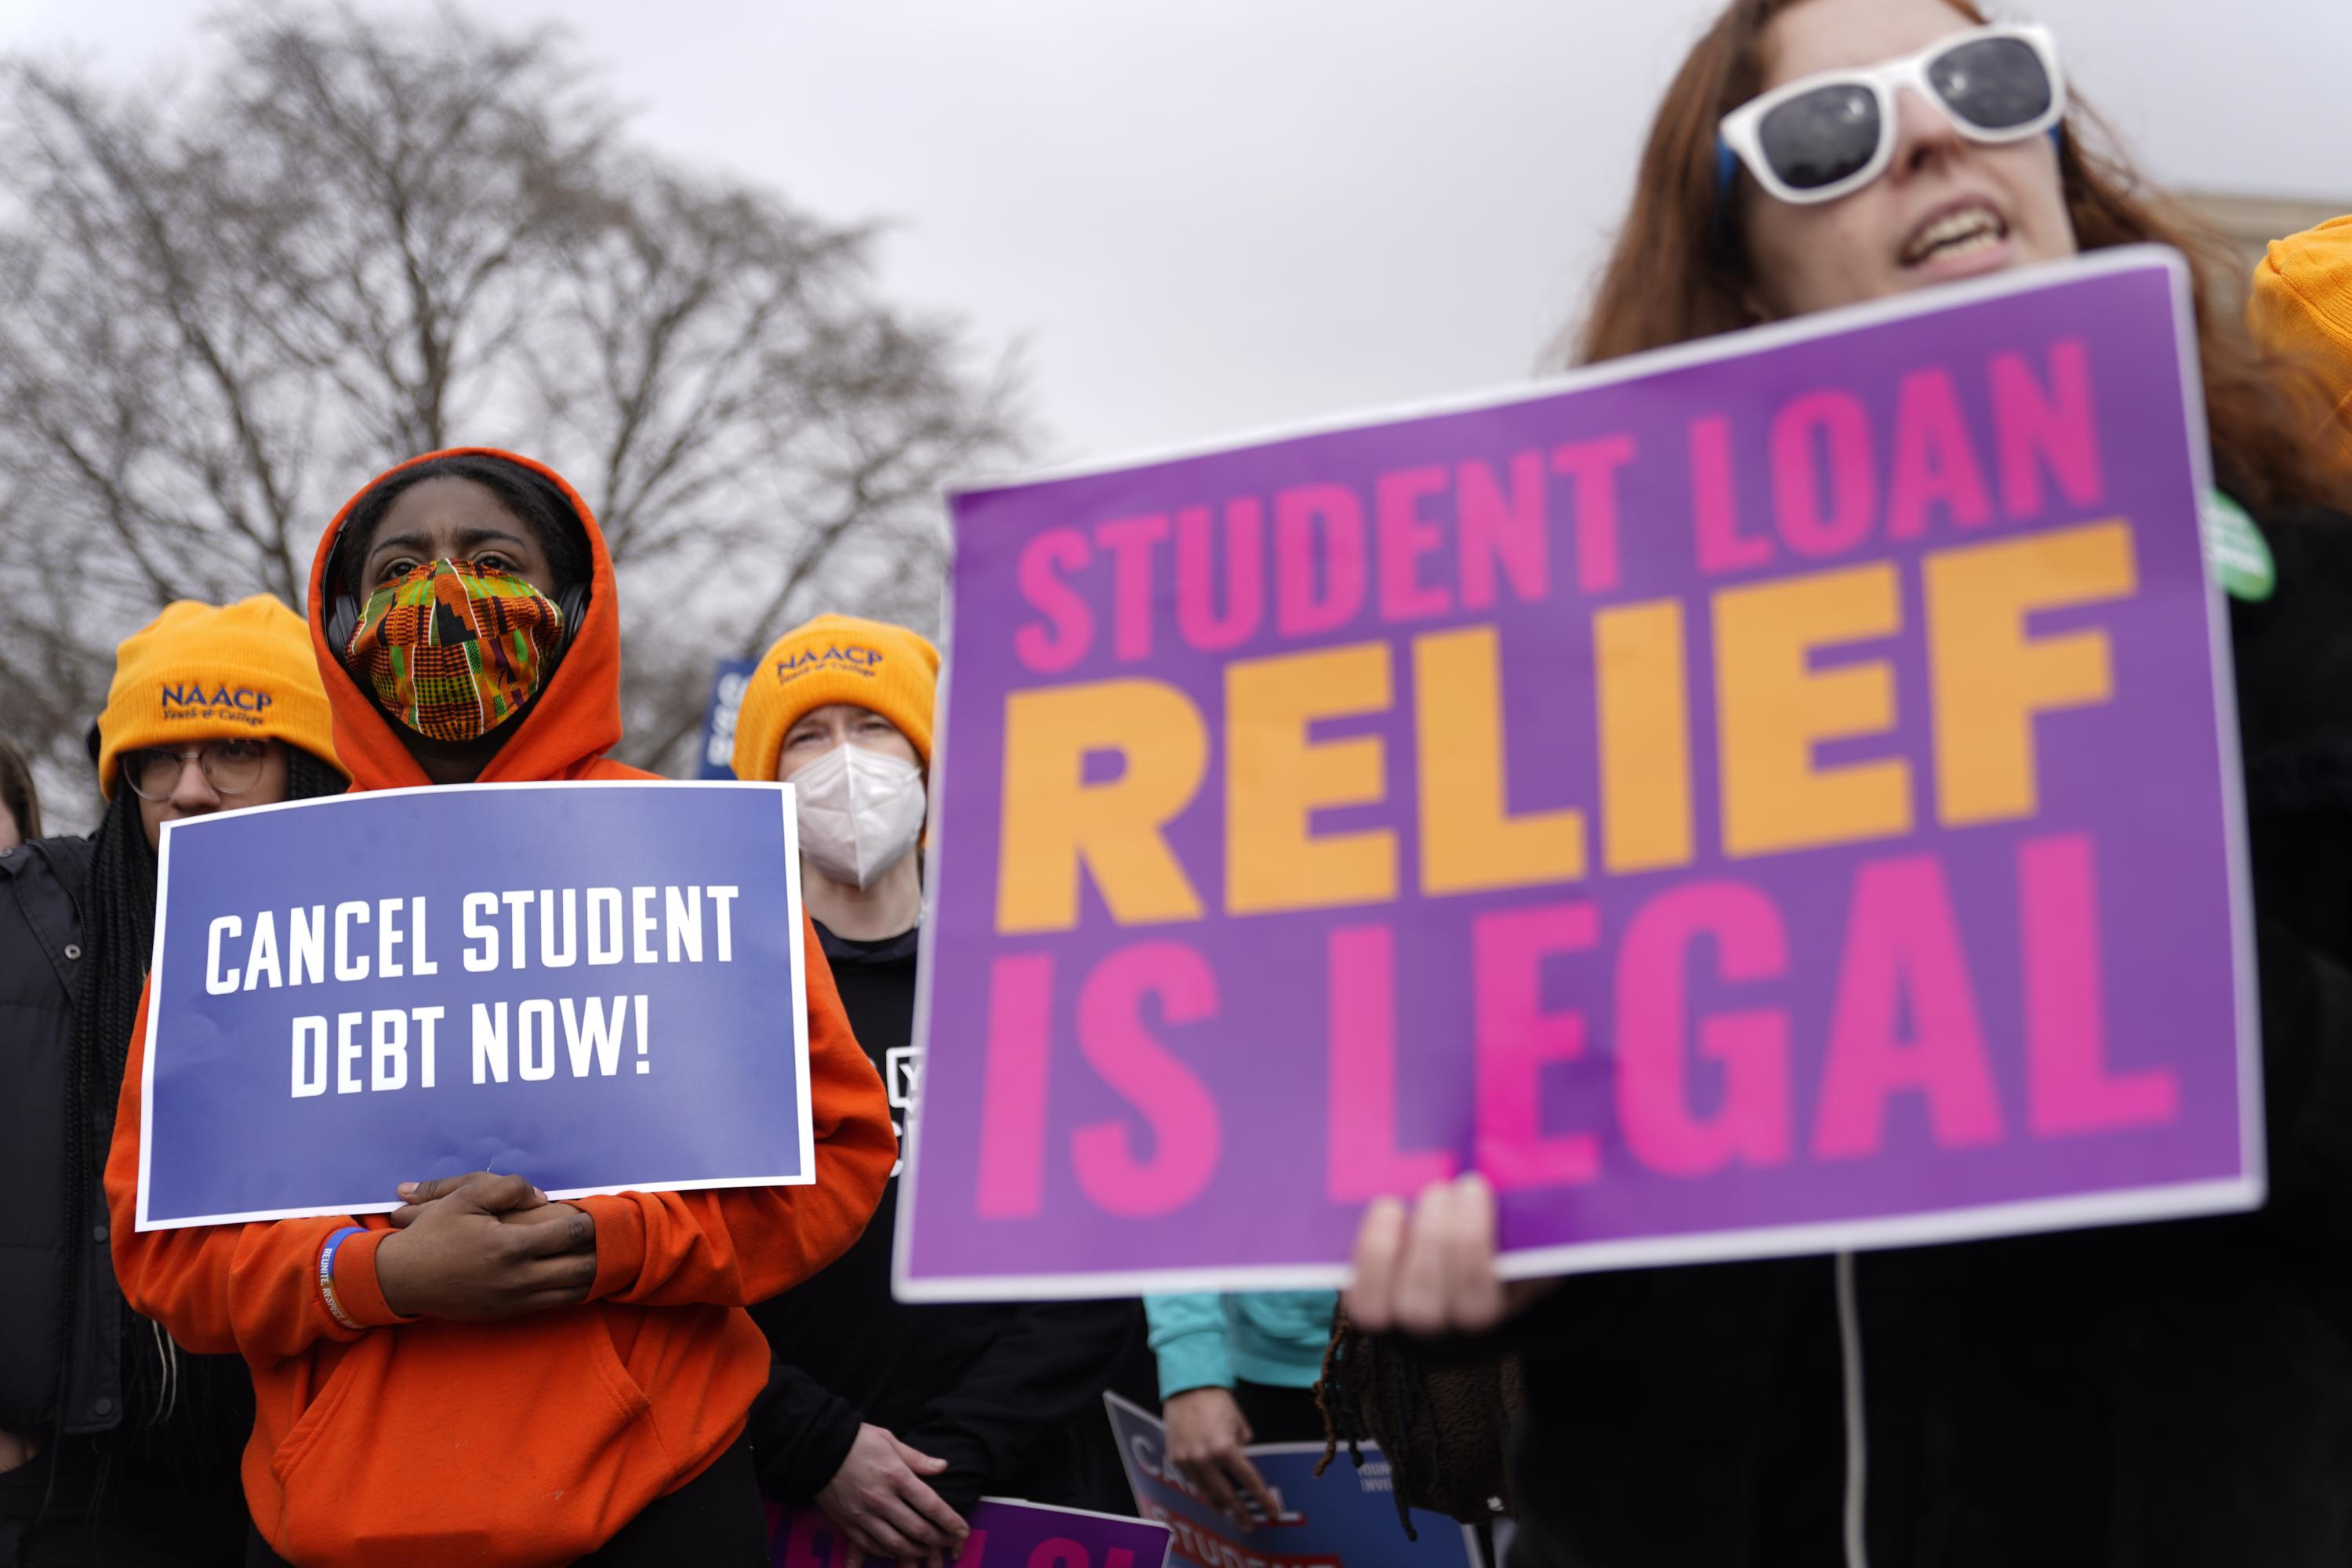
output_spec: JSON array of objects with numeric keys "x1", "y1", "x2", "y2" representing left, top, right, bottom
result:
[
  {"x1": 897, "y1": 248, "x2": 2259, "y2": 1300},
  {"x1": 768, "y1": 1498, "x2": 1171, "y2": 1567}
]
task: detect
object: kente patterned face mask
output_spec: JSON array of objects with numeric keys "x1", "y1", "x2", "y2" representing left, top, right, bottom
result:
[{"x1": 346, "y1": 559, "x2": 565, "y2": 742}]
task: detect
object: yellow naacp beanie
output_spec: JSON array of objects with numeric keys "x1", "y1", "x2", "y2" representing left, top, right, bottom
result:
[
  {"x1": 96, "y1": 595, "x2": 343, "y2": 798},
  {"x1": 2250, "y1": 214, "x2": 2352, "y2": 438},
  {"x1": 732, "y1": 614, "x2": 941, "y2": 781}
]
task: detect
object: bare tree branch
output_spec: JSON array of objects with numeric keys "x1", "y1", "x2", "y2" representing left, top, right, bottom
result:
[{"x1": 0, "y1": 5, "x2": 1025, "y2": 811}]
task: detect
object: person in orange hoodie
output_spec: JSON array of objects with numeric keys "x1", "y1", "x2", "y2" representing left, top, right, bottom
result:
[{"x1": 103, "y1": 449, "x2": 899, "y2": 1568}]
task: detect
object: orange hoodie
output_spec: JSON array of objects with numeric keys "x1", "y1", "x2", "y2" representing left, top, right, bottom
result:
[{"x1": 104, "y1": 449, "x2": 898, "y2": 1567}]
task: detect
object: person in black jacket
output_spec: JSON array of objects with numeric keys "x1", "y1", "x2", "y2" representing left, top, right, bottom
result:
[
  {"x1": 0, "y1": 598, "x2": 346, "y2": 1566},
  {"x1": 1342, "y1": 3, "x2": 2352, "y2": 1566},
  {"x1": 731, "y1": 614, "x2": 1142, "y2": 1566}
]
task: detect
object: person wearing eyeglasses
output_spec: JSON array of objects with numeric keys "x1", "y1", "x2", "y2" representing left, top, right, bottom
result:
[
  {"x1": 0, "y1": 596, "x2": 347, "y2": 1566},
  {"x1": 1342, "y1": 3, "x2": 2352, "y2": 1566}
]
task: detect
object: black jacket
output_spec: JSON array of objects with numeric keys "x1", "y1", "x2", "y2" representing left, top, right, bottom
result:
[
  {"x1": 0, "y1": 833, "x2": 248, "y2": 1558},
  {"x1": 749, "y1": 921, "x2": 1141, "y2": 1516},
  {"x1": 1503, "y1": 506, "x2": 2352, "y2": 1568},
  {"x1": 0, "y1": 833, "x2": 109, "y2": 1436}
]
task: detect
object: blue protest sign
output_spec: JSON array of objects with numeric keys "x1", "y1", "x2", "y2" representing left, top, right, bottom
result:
[
  {"x1": 699, "y1": 658, "x2": 760, "y2": 779},
  {"x1": 135, "y1": 779, "x2": 812, "y2": 1230},
  {"x1": 1105, "y1": 1392, "x2": 1484, "y2": 1567}
]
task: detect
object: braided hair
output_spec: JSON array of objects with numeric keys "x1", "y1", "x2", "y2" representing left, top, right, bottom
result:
[
  {"x1": 51, "y1": 744, "x2": 347, "y2": 1495},
  {"x1": 1318, "y1": 1311, "x2": 1439, "y2": 1540},
  {"x1": 1316, "y1": 1304, "x2": 1522, "y2": 1538}
]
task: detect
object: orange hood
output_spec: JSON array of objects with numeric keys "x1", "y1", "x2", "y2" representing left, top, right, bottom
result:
[{"x1": 307, "y1": 448, "x2": 628, "y2": 788}]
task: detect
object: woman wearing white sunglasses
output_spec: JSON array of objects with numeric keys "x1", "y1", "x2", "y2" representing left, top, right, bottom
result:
[{"x1": 1346, "y1": 0, "x2": 2352, "y2": 1564}]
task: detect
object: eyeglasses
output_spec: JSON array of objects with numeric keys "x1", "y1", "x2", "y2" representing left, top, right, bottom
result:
[
  {"x1": 122, "y1": 739, "x2": 274, "y2": 801},
  {"x1": 1717, "y1": 24, "x2": 2065, "y2": 208}
]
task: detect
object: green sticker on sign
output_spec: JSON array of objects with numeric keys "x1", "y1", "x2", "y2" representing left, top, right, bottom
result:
[{"x1": 2200, "y1": 490, "x2": 2274, "y2": 602}]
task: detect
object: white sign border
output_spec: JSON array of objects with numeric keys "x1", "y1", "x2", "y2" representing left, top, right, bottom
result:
[
  {"x1": 135, "y1": 776, "x2": 818, "y2": 1231},
  {"x1": 894, "y1": 245, "x2": 2264, "y2": 1303}
]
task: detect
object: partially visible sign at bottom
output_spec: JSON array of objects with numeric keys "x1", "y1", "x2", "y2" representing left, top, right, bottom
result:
[
  {"x1": 1105, "y1": 1393, "x2": 1484, "y2": 1568},
  {"x1": 770, "y1": 1497, "x2": 1172, "y2": 1566}
]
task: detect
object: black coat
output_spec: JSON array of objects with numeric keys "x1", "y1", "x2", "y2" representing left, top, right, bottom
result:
[
  {"x1": 1504, "y1": 506, "x2": 2352, "y2": 1568},
  {"x1": 0, "y1": 833, "x2": 250, "y2": 1559},
  {"x1": 0, "y1": 833, "x2": 111, "y2": 1436},
  {"x1": 749, "y1": 921, "x2": 1142, "y2": 1517}
]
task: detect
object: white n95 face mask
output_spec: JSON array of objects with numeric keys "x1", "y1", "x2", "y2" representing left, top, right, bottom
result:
[{"x1": 788, "y1": 742, "x2": 927, "y2": 889}]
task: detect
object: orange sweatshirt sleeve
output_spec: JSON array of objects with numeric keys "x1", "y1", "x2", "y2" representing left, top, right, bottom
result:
[
  {"x1": 103, "y1": 982, "x2": 399, "y2": 1361},
  {"x1": 575, "y1": 913, "x2": 896, "y2": 1308}
]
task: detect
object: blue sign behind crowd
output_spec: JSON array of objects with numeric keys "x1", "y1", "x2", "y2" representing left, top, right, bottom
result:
[
  {"x1": 136, "y1": 780, "x2": 814, "y2": 1229},
  {"x1": 697, "y1": 657, "x2": 760, "y2": 779}
]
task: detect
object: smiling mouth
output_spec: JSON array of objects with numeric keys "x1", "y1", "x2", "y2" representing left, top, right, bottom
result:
[{"x1": 1900, "y1": 202, "x2": 2009, "y2": 267}]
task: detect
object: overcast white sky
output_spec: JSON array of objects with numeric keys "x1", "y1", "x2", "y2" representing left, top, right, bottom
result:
[{"x1": 2, "y1": 0, "x2": 2346, "y2": 469}]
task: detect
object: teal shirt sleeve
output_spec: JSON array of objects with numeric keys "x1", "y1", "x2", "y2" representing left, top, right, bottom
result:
[{"x1": 1144, "y1": 1293, "x2": 1232, "y2": 1398}]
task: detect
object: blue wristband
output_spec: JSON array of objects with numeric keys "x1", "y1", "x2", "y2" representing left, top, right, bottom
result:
[{"x1": 318, "y1": 1226, "x2": 367, "y2": 1330}]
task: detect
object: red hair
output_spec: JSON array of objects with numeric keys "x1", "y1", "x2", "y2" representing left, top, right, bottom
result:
[{"x1": 1570, "y1": 0, "x2": 2349, "y2": 514}]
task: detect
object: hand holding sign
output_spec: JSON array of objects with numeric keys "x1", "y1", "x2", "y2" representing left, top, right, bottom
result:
[
  {"x1": 374, "y1": 1172, "x2": 597, "y2": 1319},
  {"x1": 771, "y1": 1496, "x2": 1169, "y2": 1568},
  {"x1": 1107, "y1": 1392, "x2": 1483, "y2": 1566},
  {"x1": 1160, "y1": 1386, "x2": 1283, "y2": 1529},
  {"x1": 1346, "y1": 1174, "x2": 1560, "y2": 1338}
]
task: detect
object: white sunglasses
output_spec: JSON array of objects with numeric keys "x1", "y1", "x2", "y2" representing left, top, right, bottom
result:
[{"x1": 1718, "y1": 23, "x2": 2066, "y2": 207}]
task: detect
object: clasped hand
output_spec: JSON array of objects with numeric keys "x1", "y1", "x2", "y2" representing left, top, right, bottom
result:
[
  {"x1": 815, "y1": 1422, "x2": 968, "y2": 1568},
  {"x1": 372, "y1": 1171, "x2": 598, "y2": 1321}
]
